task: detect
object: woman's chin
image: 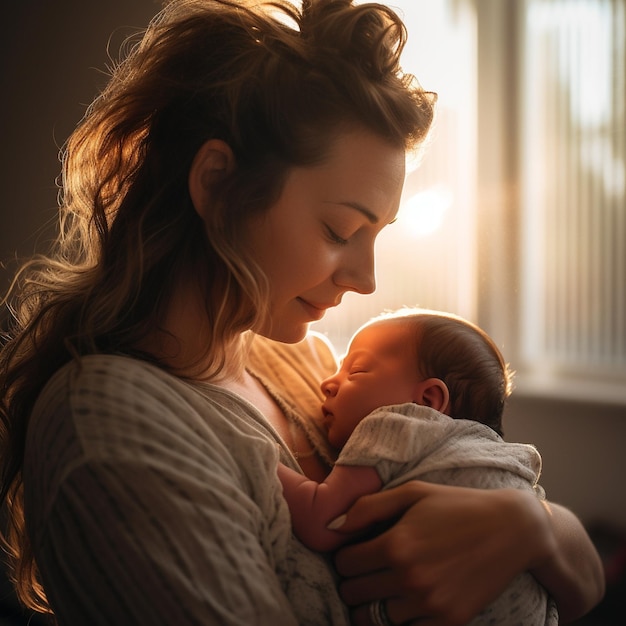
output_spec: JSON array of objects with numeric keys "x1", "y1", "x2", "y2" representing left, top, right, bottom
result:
[{"x1": 254, "y1": 321, "x2": 310, "y2": 345}]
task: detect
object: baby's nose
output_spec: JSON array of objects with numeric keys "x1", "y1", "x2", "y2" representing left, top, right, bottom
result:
[{"x1": 321, "y1": 378, "x2": 337, "y2": 397}]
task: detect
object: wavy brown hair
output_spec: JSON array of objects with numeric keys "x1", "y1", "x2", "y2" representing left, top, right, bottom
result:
[{"x1": 0, "y1": 0, "x2": 435, "y2": 612}]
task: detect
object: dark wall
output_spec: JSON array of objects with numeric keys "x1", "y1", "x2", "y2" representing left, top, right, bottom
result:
[{"x1": 0, "y1": 0, "x2": 161, "y2": 290}]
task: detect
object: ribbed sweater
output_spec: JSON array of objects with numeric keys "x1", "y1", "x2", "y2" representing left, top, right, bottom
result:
[{"x1": 24, "y1": 337, "x2": 347, "y2": 625}]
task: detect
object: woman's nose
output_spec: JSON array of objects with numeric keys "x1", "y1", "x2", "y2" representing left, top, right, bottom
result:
[{"x1": 333, "y1": 246, "x2": 376, "y2": 295}]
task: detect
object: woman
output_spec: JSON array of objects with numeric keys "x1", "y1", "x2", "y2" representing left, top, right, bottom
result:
[{"x1": 0, "y1": 0, "x2": 603, "y2": 624}]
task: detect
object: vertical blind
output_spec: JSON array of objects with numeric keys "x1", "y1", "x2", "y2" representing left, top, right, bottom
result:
[{"x1": 519, "y1": 0, "x2": 626, "y2": 381}]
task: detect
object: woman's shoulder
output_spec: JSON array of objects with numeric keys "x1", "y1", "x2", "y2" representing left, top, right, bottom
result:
[
  {"x1": 36, "y1": 352, "x2": 257, "y2": 410},
  {"x1": 23, "y1": 357, "x2": 296, "y2": 615},
  {"x1": 34, "y1": 353, "x2": 192, "y2": 417},
  {"x1": 29, "y1": 353, "x2": 274, "y2": 462},
  {"x1": 25, "y1": 354, "x2": 284, "y2": 517}
]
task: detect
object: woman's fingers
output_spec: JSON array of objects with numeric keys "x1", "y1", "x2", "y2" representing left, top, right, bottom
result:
[
  {"x1": 334, "y1": 481, "x2": 479, "y2": 577},
  {"x1": 348, "y1": 599, "x2": 429, "y2": 626},
  {"x1": 333, "y1": 482, "x2": 430, "y2": 533},
  {"x1": 334, "y1": 482, "x2": 542, "y2": 626},
  {"x1": 338, "y1": 568, "x2": 399, "y2": 606}
]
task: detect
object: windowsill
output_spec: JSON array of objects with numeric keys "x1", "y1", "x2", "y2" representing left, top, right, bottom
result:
[{"x1": 513, "y1": 374, "x2": 626, "y2": 409}]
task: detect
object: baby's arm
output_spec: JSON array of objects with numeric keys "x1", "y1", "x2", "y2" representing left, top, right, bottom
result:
[{"x1": 277, "y1": 463, "x2": 382, "y2": 552}]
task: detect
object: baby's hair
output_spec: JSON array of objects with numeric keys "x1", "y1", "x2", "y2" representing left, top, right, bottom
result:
[{"x1": 365, "y1": 307, "x2": 513, "y2": 436}]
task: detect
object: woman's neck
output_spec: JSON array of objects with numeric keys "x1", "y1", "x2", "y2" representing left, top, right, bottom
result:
[
  {"x1": 137, "y1": 282, "x2": 330, "y2": 480},
  {"x1": 137, "y1": 279, "x2": 248, "y2": 382}
]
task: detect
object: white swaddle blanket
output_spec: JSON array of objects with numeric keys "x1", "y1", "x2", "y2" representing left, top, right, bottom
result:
[{"x1": 337, "y1": 404, "x2": 559, "y2": 626}]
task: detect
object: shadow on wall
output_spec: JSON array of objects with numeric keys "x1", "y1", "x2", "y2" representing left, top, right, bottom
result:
[
  {"x1": 505, "y1": 395, "x2": 626, "y2": 530},
  {"x1": 506, "y1": 394, "x2": 626, "y2": 625},
  {"x1": 0, "y1": 0, "x2": 160, "y2": 292}
]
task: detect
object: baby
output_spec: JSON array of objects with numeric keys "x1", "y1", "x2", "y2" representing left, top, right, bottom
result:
[{"x1": 278, "y1": 308, "x2": 558, "y2": 625}]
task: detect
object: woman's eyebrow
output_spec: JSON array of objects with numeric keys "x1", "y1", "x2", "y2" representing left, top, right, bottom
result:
[{"x1": 325, "y1": 200, "x2": 379, "y2": 224}]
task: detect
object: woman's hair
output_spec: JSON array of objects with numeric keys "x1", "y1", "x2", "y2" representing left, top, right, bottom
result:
[
  {"x1": 0, "y1": 0, "x2": 435, "y2": 612},
  {"x1": 369, "y1": 308, "x2": 513, "y2": 436}
]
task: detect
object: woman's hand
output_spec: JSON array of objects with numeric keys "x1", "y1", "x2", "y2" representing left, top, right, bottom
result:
[{"x1": 333, "y1": 481, "x2": 604, "y2": 626}]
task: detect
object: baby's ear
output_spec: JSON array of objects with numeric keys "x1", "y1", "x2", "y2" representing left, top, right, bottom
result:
[
  {"x1": 188, "y1": 139, "x2": 236, "y2": 220},
  {"x1": 413, "y1": 378, "x2": 450, "y2": 414}
]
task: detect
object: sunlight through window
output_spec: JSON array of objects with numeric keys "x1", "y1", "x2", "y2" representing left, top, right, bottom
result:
[
  {"x1": 313, "y1": 0, "x2": 477, "y2": 352},
  {"x1": 398, "y1": 187, "x2": 453, "y2": 238},
  {"x1": 519, "y1": 0, "x2": 626, "y2": 395}
]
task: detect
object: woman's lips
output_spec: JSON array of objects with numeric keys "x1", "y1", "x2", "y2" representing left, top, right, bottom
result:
[{"x1": 297, "y1": 297, "x2": 330, "y2": 321}]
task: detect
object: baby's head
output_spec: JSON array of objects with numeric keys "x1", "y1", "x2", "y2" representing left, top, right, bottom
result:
[{"x1": 320, "y1": 308, "x2": 512, "y2": 448}]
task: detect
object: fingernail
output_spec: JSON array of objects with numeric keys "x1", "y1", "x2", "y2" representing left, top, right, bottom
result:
[{"x1": 327, "y1": 514, "x2": 347, "y2": 530}]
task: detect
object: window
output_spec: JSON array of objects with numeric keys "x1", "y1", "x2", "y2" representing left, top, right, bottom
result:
[
  {"x1": 313, "y1": 0, "x2": 626, "y2": 405},
  {"x1": 517, "y1": 0, "x2": 626, "y2": 402}
]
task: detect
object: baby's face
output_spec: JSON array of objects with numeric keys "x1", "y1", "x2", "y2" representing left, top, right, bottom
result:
[{"x1": 320, "y1": 321, "x2": 421, "y2": 448}]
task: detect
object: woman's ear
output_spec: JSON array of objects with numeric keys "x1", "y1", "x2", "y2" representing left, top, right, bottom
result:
[
  {"x1": 188, "y1": 139, "x2": 236, "y2": 220},
  {"x1": 413, "y1": 378, "x2": 450, "y2": 414}
]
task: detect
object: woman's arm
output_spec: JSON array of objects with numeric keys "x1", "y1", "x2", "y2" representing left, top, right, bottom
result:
[
  {"x1": 277, "y1": 462, "x2": 382, "y2": 552},
  {"x1": 530, "y1": 500, "x2": 605, "y2": 622},
  {"x1": 332, "y1": 482, "x2": 604, "y2": 626}
]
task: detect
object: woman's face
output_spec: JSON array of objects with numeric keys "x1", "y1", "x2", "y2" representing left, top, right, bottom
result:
[{"x1": 246, "y1": 130, "x2": 406, "y2": 343}]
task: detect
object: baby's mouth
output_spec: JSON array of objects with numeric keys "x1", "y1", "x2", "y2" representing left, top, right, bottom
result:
[{"x1": 321, "y1": 405, "x2": 333, "y2": 430}]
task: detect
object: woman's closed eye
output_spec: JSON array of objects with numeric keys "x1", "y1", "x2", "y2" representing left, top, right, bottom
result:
[{"x1": 324, "y1": 224, "x2": 349, "y2": 245}]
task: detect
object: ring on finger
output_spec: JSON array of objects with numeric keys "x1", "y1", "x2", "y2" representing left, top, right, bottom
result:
[{"x1": 369, "y1": 599, "x2": 392, "y2": 626}]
